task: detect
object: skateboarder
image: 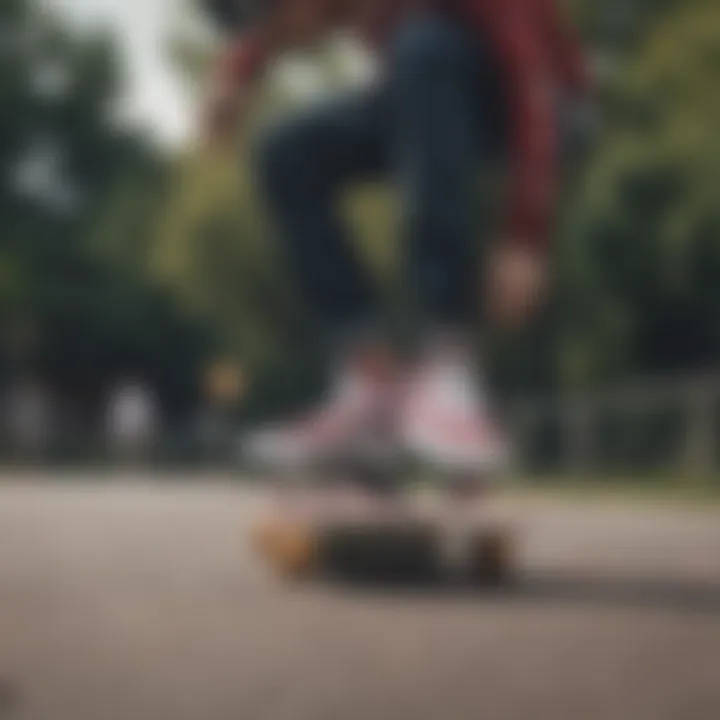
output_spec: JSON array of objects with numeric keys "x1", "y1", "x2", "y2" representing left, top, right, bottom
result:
[{"x1": 203, "y1": 0, "x2": 592, "y2": 472}]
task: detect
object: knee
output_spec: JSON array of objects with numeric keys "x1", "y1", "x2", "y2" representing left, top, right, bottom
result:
[{"x1": 392, "y1": 16, "x2": 469, "y2": 78}]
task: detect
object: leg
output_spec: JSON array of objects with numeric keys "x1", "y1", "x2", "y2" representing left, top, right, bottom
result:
[
  {"x1": 390, "y1": 14, "x2": 511, "y2": 473},
  {"x1": 253, "y1": 90, "x2": 389, "y2": 331},
  {"x1": 246, "y1": 92, "x2": 400, "y2": 470},
  {"x1": 390, "y1": 13, "x2": 503, "y2": 328}
]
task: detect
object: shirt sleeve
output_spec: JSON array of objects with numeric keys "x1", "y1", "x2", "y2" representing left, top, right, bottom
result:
[{"x1": 463, "y1": 1, "x2": 559, "y2": 251}]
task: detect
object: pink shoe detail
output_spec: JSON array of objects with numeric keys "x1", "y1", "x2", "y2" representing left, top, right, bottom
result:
[
  {"x1": 401, "y1": 345, "x2": 510, "y2": 472},
  {"x1": 244, "y1": 352, "x2": 399, "y2": 469}
]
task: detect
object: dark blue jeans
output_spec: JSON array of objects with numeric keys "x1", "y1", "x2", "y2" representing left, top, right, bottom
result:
[{"x1": 253, "y1": 12, "x2": 506, "y2": 333}]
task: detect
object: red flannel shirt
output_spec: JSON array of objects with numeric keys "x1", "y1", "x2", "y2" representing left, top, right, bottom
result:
[{"x1": 221, "y1": 0, "x2": 589, "y2": 251}]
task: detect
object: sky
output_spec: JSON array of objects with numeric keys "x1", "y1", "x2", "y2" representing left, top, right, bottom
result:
[{"x1": 45, "y1": 0, "x2": 195, "y2": 147}]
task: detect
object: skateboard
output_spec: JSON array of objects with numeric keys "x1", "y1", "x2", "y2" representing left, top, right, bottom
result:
[{"x1": 251, "y1": 464, "x2": 516, "y2": 585}]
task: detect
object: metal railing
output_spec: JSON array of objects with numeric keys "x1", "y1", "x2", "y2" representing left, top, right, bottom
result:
[{"x1": 509, "y1": 374, "x2": 720, "y2": 481}]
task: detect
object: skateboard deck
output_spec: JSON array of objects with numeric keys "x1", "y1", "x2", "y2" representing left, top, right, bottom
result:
[{"x1": 251, "y1": 477, "x2": 516, "y2": 584}]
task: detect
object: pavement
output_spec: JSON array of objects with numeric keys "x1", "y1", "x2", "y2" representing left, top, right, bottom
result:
[{"x1": 1, "y1": 475, "x2": 720, "y2": 720}]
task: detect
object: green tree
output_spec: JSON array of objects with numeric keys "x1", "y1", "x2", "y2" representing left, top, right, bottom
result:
[
  {"x1": 557, "y1": 0, "x2": 720, "y2": 385},
  {"x1": 1, "y1": 0, "x2": 207, "y2": 416}
]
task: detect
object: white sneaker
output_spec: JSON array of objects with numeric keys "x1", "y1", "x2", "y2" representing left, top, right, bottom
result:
[
  {"x1": 401, "y1": 340, "x2": 510, "y2": 473},
  {"x1": 243, "y1": 349, "x2": 398, "y2": 470}
]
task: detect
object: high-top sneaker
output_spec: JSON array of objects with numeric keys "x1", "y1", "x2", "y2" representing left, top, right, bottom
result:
[
  {"x1": 243, "y1": 344, "x2": 399, "y2": 471},
  {"x1": 401, "y1": 338, "x2": 509, "y2": 472}
]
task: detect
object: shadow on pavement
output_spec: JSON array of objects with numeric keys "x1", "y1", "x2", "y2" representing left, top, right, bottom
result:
[
  {"x1": 327, "y1": 572, "x2": 720, "y2": 616},
  {"x1": 0, "y1": 680, "x2": 20, "y2": 719}
]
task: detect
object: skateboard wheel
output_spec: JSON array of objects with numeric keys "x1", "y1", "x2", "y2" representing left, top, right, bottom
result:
[
  {"x1": 252, "y1": 520, "x2": 318, "y2": 579},
  {"x1": 469, "y1": 528, "x2": 515, "y2": 585}
]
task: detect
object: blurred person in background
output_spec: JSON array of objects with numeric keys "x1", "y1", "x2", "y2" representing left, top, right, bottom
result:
[
  {"x1": 4, "y1": 378, "x2": 53, "y2": 461},
  {"x1": 106, "y1": 379, "x2": 159, "y2": 463},
  {"x1": 203, "y1": 0, "x2": 593, "y2": 473}
]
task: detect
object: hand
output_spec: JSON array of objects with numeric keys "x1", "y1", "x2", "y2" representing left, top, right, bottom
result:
[
  {"x1": 203, "y1": 81, "x2": 248, "y2": 149},
  {"x1": 485, "y1": 244, "x2": 548, "y2": 329},
  {"x1": 202, "y1": 34, "x2": 268, "y2": 148},
  {"x1": 203, "y1": 92, "x2": 242, "y2": 148}
]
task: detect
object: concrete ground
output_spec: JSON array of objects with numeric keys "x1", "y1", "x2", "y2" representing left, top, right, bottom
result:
[{"x1": 1, "y1": 475, "x2": 720, "y2": 720}]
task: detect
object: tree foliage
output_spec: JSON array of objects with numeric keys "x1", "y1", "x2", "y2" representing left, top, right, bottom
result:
[
  {"x1": 558, "y1": 0, "x2": 720, "y2": 384},
  {"x1": 1, "y1": 0, "x2": 207, "y2": 416},
  {"x1": 4, "y1": 0, "x2": 718, "y2": 424}
]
